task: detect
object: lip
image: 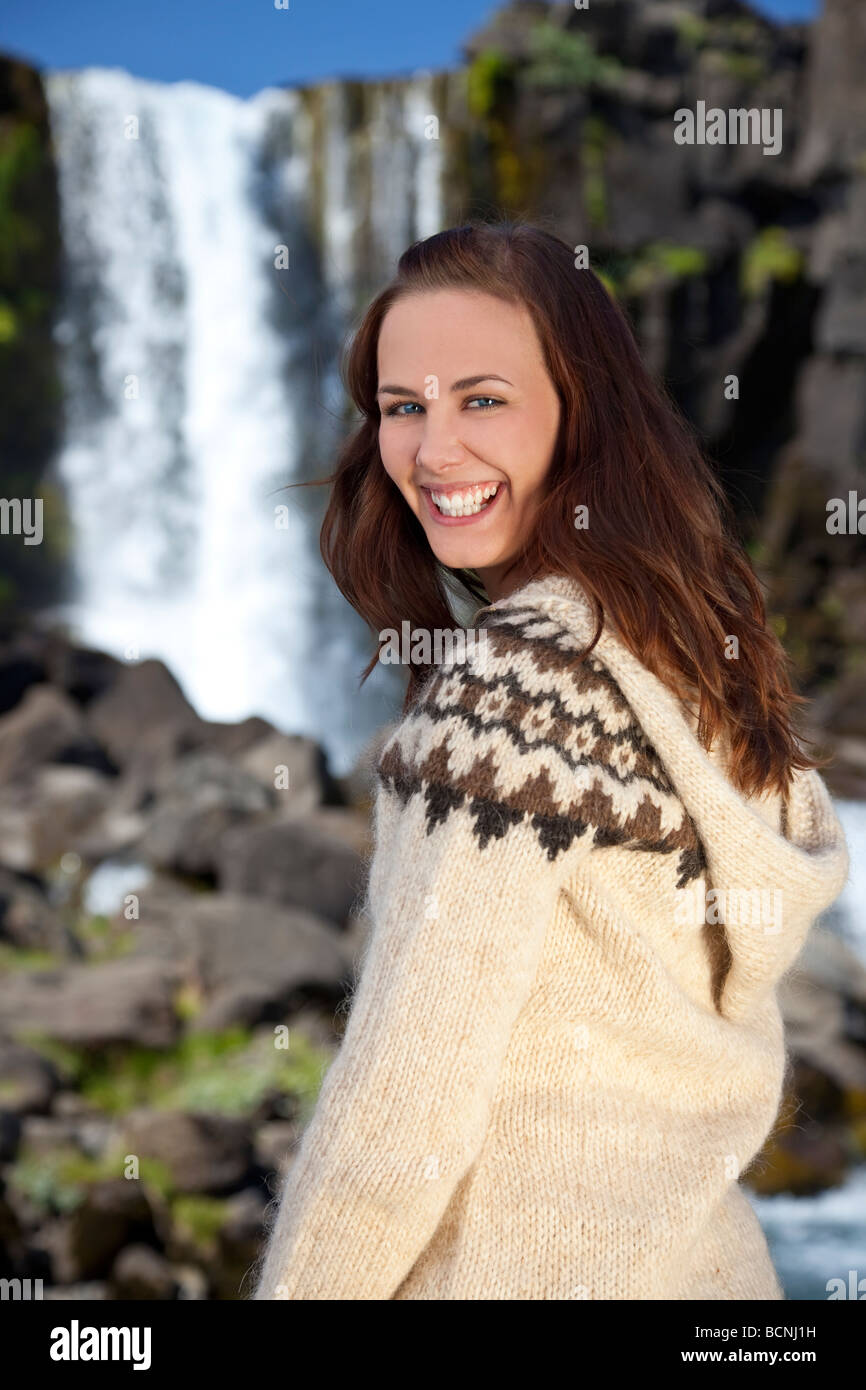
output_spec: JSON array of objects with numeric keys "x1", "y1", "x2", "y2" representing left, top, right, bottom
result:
[{"x1": 420, "y1": 483, "x2": 506, "y2": 527}]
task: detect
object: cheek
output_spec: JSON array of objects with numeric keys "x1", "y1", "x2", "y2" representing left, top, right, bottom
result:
[
  {"x1": 379, "y1": 427, "x2": 416, "y2": 497},
  {"x1": 379, "y1": 423, "x2": 410, "y2": 463},
  {"x1": 378, "y1": 426, "x2": 397, "y2": 471},
  {"x1": 496, "y1": 413, "x2": 553, "y2": 477}
]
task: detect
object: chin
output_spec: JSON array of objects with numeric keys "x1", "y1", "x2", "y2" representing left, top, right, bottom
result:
[{"x1": 435, "y1": 548, "x2": 497, "y2": 571}]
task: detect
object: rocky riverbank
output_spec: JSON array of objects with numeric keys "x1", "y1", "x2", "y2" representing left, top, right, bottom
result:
[{"x1": 0, "y1": 624, "x2": 391, "y2": 1298}]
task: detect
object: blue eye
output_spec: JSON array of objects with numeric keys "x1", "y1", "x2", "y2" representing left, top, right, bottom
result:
[{"x1": 382, "y1": 395, "x2": 504, "y2": 416}]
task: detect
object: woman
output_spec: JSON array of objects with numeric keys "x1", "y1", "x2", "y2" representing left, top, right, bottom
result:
[{"x1": 249, "y1": 220, "x2": 849, "y2": 1300}]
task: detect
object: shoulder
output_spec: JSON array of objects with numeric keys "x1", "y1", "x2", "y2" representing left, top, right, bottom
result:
[{"x1": 375, "y1": 601, "x2": 705, "y2": 878}]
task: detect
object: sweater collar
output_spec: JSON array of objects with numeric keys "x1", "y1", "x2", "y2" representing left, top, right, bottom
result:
[{"x1": 473, "y1": 571, "x2": 850, "y2": 1022}]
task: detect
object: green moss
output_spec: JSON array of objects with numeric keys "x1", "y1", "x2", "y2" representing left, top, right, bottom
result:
[
  {"x1": 15, "y1": 1035, "x2": 87, "y2": 1084},
  {"x1": 71, "y1": 913, "x2": 138, "y2": 962},
  {"x1": 466, "y1": 49, "x2": 515, "y2": 120},
  {"x1": 171, "y1": 1194, "x2": 230, "y2": 1251},
  {"x1": 0, "y1": 943, "x2": 60, "y2": 971},
  {"x1": 653, "y1": 243, "x2": 708, "y2": 277},
  {"x1": 620, "y1": 241, "x2": 709, "y2": 295},
  {"x1": 523, "y1": 22, "x2": 622, "y2": 90},
  {"x1": 714, "y1": 16, "x2": 764, "y2": 47},
  {"x1": 704, "y1": 48, "x2": 768, "y2": 83},
  {"x1": 173, "y1": 980, "x2": 205, "y2": 1021},
  {"x1": 7, "y1": 1142, "x2": 174, "y2": 1214},
  {"x1": 818, "y1": 592, "x2": 846, "y2": 624},
  {"x1": 741, "y1": 227, "x2": 803, "y2": 299},
  {"x1": 0, "y1": 123, "x2": 45, "y2": 275},
  {"x1": 21, "y1": 1025, "x2": 331, "y2": 1121},
  {"x1": 595, "y1": 269, "x2": 618, "y2": 299},
  {"x1": 671, "y1": 11, "x2": 711, "y2": 49},
  {"x1": 0, "y1": 299, "x2": 18, "y2": 342},
  {"x1": 581, "y1": 116, "x2": 610, "y2": 230}
]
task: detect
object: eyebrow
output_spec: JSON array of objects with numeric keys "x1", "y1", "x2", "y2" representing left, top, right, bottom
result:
[{"x1": 376, "y1": 373, "x2": 513, "y2": 398}]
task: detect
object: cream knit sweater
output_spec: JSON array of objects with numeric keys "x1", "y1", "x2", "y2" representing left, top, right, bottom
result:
[{"x1": 250, "y1": 572, "x2": 850, "y2": 1300}]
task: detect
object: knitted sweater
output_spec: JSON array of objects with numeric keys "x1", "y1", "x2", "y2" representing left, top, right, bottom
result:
[{"x1": 250, "y1": 572, "x2": 850, "y2": 1300}]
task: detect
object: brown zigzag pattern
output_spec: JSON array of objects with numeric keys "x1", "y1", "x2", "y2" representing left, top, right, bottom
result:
[{"x1": 376, "y1": 609, "x2": 708, "y2": 889}]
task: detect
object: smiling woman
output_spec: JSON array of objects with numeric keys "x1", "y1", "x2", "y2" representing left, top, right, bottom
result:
[
  {"x1": 375, "y1": 291, "x2": 560, "y2": 584},
  {"x1": 247, "y1": 219, "x2": 848, "y2": 1303},
  {"x1": 311, "y1": 219, "x2": 822, "y2": 803}
]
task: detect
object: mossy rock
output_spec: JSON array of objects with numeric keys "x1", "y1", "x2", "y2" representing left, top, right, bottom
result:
[{"x1": 0, "y1": 57, "x2": 66, "y2": 616}]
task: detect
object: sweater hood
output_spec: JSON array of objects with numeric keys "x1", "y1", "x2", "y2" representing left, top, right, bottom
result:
[{"x1": 473, "y1": 573, "x2": 851, "y2": 1022}]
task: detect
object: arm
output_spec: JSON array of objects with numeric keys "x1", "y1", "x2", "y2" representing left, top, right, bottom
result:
[{"x1": 251, "y1": 659, "x2": 603, "y2": 1300}]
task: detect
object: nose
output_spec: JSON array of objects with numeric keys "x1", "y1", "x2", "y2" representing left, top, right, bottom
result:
[{"x1": 414, "y1": 410, "x2": 468, "y2": 475}]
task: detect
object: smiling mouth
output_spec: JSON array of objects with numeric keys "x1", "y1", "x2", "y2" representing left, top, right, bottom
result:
[{"x1": 424, "y1": 482, "x2": 502, "y2": 517}]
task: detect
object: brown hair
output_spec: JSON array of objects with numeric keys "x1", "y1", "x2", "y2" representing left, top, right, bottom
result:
[{"x1": 301, "y1": 218, "x2": 825, "y2": 800}]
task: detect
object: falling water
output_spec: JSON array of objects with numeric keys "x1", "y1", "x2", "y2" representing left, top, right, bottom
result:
[{"x1": 44, "y1": 66, "x2": 445, "y2": 775}]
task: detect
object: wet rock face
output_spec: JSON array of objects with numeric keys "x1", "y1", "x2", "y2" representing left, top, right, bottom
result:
[
  {"x1": 0, "y1": 55, "x2": 63, "y2": 615},
  {"x1": 796, "y1": 0, "x2": 866, "y2": 180}
]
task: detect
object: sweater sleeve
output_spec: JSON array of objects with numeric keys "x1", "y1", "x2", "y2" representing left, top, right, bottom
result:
[{"x1": 250, "y1": 647, "x2": 613, "y2": 1300}]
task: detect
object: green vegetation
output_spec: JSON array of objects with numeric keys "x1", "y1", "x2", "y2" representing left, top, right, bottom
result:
[
  {"x1": 621, "y1": 241, "x2": 709, "y2": 296},
  {"x1": 523, "y1": 23, "x2": 622, "y2": 90},
  {"x1": 171, "y1": 1194, "x2": 232, "y2": 1251},
  {"x1": 583, "y1": 242, "x2": 710, "y2": 301},
  {"x1": 671, "y1": 10, "x2": 711, "y2": 50},
  {"x1": 0, "y1": 911, "x2": 139, "y2": 973},
  {"x1": 72, "y1": 913, "x2": 139, "y2": 962},
  {"x1": 0, "y1": 122, "x2": 45, "y2": 285},
  {"x1": 466, "y1": 48, "x2": 515, "y2": 120},
  {"x1": 581, "y1": 116, "x2": 611, "y2": 230},
  {"x1": 671, "y1": 9, "x2": 768, "y2": 81},
  {"x1": 0, "y1": 299, "x2": 17, "y2": 342},
  {"x1": 713, "y1": 16, "x2": 764, "y2": 48},
  {"x1": 0, "y1": 942, "x2": 60, "y2": 972},
  {"x1": 5, "y1": 1022, "x2": 333, "y2": 1221},
  {"x1": 595, "y1": 269, "x2": 618, "y2": 299},
  {"x1": 8, "y1": 1144, "x2": 174, "y2": 1214},
  {"x1": 463, "y1": 48, "x2": 534, "y2": 210},
  {"x1": 703, "y1": 49, "x2": 768, "y2": 83},
  {"x1": 22, "y1": 1026, "x2": 330, "y2": 1122},
  {"x1": 740, "y1": 227, "x2": 804, "y2": 299}
]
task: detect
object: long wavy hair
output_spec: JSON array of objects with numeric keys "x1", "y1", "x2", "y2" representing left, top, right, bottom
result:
[{"x1": 303, "y1": 218, "x2": 825, "y2": 800}]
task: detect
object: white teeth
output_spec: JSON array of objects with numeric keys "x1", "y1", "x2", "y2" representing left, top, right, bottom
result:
[{"x1": 430, "y1": 483, "x2": 500, "y2": 517}]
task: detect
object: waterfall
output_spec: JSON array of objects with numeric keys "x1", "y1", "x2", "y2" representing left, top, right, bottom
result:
[{"x1": 44, "y1": 66, "x2": 445, "y2": 776}]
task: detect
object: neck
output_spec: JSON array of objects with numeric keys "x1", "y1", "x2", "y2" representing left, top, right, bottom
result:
[{"x1": 475, "y1": 559, "x2": 542, "y2": 604}]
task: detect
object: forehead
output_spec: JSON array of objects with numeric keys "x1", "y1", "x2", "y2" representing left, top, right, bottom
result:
[{"x1": 377, "y1": 289, "x2": 543, "y2": 376}]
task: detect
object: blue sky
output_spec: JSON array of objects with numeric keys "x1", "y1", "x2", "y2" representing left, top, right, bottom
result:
[{"x1": 0, "y1": 0, "x2": 821, "y2": 99}]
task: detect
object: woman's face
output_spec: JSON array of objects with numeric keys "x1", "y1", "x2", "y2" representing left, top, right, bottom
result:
[{"x1": 376, "y1": 289, "x2": 561, "y2": 601}]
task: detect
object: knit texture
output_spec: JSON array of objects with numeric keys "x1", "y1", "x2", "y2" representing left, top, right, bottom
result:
[{"x1": 250, "y1": 572, "x2": 850, "y2": 1300}]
